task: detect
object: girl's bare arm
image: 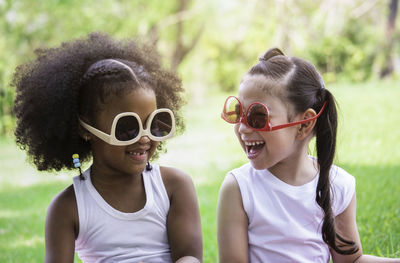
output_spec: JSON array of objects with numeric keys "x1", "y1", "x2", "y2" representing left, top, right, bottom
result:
[
  {"x1": 162, "y1": 167, "x2": 203, "y2": 263},
  {"x1": 44, "y1": 185, "x2": 78, "y2": 263},
  {"x1": 217, "y1": 174, "x2": 249, "y2": 263},
  {"x1": 331, "y1": 194, "x2": 400, "y2": 263}
]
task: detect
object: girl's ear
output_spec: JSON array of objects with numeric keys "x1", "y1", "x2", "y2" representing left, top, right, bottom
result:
[
  {"x1": 78, "y1": 121, "x2": 91, "y2": 142},
  {"x1": 296, "y1": 108, "x2": 317, "y2": 140}
]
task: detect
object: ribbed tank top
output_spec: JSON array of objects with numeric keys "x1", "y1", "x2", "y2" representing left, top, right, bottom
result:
[
  {"x1": 231, "y1": 162, "x2": 355, "y2": 263},
  {"x1": 73, "y1": 164, "x2": 172, "y2": 263}
]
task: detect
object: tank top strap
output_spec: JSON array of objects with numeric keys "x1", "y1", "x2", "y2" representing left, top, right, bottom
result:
[{"x1": 143, "y1": 164, "x2": 170, "y2": 217}]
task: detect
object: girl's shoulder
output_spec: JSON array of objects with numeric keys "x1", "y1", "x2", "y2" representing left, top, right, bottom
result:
[
  {"x1": 46, "y1": 184, "x2": 79, "y2": 236},
  {"x1": 48, "y1": 185, "x2": 77, "y2": 215},
  {"x1": 330, "y1": 165, "x2": 356, "y2": 216},
  {"x1": 330, "y1": 165, "x2": 355, "y2": 190},
  {"x1": 159, "y1": 166, "x2": 195, "y2": 199},
  {"x1": 227, "y1": 162, "x2": 253, "y2": 178}
]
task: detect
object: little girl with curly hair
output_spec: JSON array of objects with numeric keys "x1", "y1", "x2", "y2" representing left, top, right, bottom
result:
[{"x1": 12, "y1": 32, "x2": 202, "y2": 263}]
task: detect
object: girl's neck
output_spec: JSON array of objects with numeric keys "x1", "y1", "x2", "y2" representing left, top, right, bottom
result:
[
  {"x1": 89, "y1": 163, "x2": 142, "y2": 189},
  {"x1": 268, "y1": 150, "x2": 318, "y2": 186},
  {"x1": 89, "y1": 163, "x2": 147, "y2": 213}
]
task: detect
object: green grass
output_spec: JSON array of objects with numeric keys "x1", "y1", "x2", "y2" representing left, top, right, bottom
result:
[{"x1": 1, "y1": 81, "x2": 399, "y2": 262}]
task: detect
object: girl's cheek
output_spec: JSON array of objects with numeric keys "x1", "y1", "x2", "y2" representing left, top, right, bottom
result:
[
  {"x1": 234, "y1": 125, "x2": 240, "y2": 141},
  {"x1": 149, "y1": 141, "x2": 159, "y2": 157},
  {"x1": 234, "y1": 125, "x2": 245, "y2": 150}
]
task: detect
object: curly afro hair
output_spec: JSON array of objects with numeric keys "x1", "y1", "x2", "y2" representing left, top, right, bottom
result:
[{"x1": 12, "y1": 32, "x2": 185, "y2": 172}]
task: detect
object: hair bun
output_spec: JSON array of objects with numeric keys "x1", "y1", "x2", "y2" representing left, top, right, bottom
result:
[{"x1": 259, "y1": 48, "x2": 285, "y2": 62}]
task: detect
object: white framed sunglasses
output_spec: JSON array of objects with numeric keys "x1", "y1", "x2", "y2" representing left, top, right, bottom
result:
[{"x1": 79, "y1": 108, "x2": 175, "y2": 146}]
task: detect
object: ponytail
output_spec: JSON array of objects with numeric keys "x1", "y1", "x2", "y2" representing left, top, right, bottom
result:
[
  {"x1": 315, "y1": 89, "x2": 358, "y2": 254},
  {"x1": 249, "y1": 49, "x2": 359, "y2": 254}
]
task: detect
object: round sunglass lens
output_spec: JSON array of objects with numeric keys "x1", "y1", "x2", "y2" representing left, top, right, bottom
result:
[
  {"x1": 151, "y1": 112, "x2": 173, "y2": 137},
  {"x1": 247, "y1": 104, "x2": 268, "y2": 129},
  {"x1": 224, "y1": 97, "x2": 241, "y2": 123},
  {"x1": 115, "y1": 116, "x2": 140, "y2": 141}
]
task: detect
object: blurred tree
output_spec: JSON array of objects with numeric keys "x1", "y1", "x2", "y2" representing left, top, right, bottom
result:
[
  {"x1": 147, "y1": 0, "x2": 204, "y2": 71},
  {"x1": 380, "y1": 0, "x2": 398, "y2": 78},
  {"x1": 0, "y1": 0, "x2": 205, "y2": 135},
  {"x1": 170, "y1": 0, "x2": 204, "y2": 71},
  {"x1": 0, "y1": 0, "x2": 399, "y2": 135}
]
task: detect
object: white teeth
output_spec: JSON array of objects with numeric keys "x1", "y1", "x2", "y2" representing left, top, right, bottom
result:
[
  {"x1": 244, "y1": 141, "x2": 265, "y2": 146},
  {"x1": 128, "y1": 151, "x2": 146, "y2": 156}
]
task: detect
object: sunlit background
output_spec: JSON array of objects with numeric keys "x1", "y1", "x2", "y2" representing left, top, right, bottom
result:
[{"x1": 0, "y1": 0, "x2": 399, "y2": 262}]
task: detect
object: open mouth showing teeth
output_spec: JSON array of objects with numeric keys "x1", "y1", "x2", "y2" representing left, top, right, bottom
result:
[
  {"x1": 127, "y1": 151, "x2": 147, "y2": 156},
  {"x1": 244, "y1": 141, "x2": 265, "y2": 154}
]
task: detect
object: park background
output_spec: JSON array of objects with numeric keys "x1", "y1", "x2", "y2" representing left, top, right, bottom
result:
[{"x1": 0, "y1": 0, "x2": 399, "y2": 262}]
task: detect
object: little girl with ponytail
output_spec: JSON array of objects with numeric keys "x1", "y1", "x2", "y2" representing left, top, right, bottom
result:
[{"x1": 217, "y1": 48, "x2": 399, "y2": 262}]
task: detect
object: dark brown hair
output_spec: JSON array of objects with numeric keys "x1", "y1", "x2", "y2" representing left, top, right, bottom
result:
[
  {"x1": 12, "y1": 32, "x2": 185, "y2": 171},
  {"x1": 248, "y1": 48, "x2": 358, "y2": 255}
]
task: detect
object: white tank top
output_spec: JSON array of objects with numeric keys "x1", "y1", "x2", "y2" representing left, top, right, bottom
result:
[
  {"x1": 231, "y1": 162, "x2": 355, "y2": 263},
  {"x1": 73, "y1": 164, "x2": 172, "y2": 263}
]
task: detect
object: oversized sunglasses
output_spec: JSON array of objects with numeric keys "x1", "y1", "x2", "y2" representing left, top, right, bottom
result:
[
  {"x1": 79, "y1": 108, "x2": 175, "y2": 146},
  {"x1": 221, "y1": 96, "x2": 327, "y2": 131}
]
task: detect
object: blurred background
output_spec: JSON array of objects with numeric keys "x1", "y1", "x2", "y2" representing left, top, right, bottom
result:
[
  {"x1": 0, "y1": 0, "x2": 399, "y2": 262},
  {"x1": 1, "y1": 0, "x2": 399, "y2": 131}
]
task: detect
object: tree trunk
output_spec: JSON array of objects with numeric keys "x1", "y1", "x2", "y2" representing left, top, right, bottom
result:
[
  {"x1": 170, "y1": 0, "x2": 203, "y2": 72},
  {"x1": 380, "y1": 0, "x2": 398, "y2": 78}
]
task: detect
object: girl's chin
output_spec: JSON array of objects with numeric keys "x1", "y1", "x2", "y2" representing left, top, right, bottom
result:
[
  {"x1": 248, "y1": 153, "x2": 272, "y2": 170},
  {"x1": 244, "y1": 147, "x2": 269, "y2": 170},
  {"x1": 128, "y1": 164, "x2": 148, "y2": 176}
]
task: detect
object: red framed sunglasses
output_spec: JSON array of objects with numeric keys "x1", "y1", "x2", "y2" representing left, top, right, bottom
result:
[{"x1": 221, "y1": 96, "x2": 327, "y2": 131}]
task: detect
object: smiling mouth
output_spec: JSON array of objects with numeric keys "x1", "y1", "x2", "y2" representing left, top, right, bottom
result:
[
  {"x1": 244, "y1": 141, "x2": 265, "y2": 159},
  {"x1": 127, "y1": 150, "x2": 147, "y2": 156},
  {"x1": 126, "y1": 149, "x2": 149, "y2": 162}
]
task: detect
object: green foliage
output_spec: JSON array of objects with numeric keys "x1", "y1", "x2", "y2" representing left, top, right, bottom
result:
[
  {"x1": 0, "y1": 0, "x2": 214, "y2": 135},
  {"x1": 1, "y1": 0, "x2": 399, "y2": 135},
  {"x1": 208, "y1": 42, "x2": 251, "y2": 92},
  {"x1": 0, "y1": 87, "x2": 15, "y2": 136},
  {"x1": 308, "y1": 18, "x2": 380, "y2": 83}
]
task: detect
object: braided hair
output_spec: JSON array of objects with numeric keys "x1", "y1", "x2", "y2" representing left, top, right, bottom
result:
[{"x1": 12, "y1": 32, "x2": 185, "y2": 172}]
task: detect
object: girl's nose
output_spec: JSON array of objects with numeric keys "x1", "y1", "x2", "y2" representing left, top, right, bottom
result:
[
  {"x1": 237, "y1": 121, "x2": 253, "y2": 134},
  {"x1": 138, "y1": 135, "x2": 151, "y2": 144}
]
